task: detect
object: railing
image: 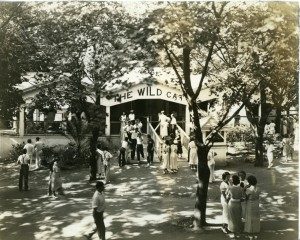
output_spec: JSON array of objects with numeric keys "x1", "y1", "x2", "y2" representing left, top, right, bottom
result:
[
  {"x1": 176, "y1": 124, "x2": 190, "y2": 158},
  {"x1": 147, "y1": 119, "x2": 164, "y2": 162}
]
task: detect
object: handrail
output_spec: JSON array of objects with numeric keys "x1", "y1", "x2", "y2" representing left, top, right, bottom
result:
[
  {"x1": 147, "y1": 120, "x2": 164, "y2": 162},
  {"x1": 176, "y1": 123, "x2": 190, "y2": 159}
]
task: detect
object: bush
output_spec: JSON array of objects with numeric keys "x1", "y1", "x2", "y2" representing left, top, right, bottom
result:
[
  {"x1": 227, "y1": 125, "x2": 255, "y2": 143},
  {"x1": 4, "y1": 143, "x2": 25, "y2": 164}
]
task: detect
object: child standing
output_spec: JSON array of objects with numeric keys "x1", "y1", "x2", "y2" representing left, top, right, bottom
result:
[
  {"x1": 136, "y1": 132, "x2": 144, "y2": 163},
  {"x1": 102, "y1": 147, "x2": 113, "y2": 184},
  {"x1": 146, "y1": 134, "x2": 154, "y2": 167},
  {"x1": 17, "y1": 149, "x2": 30, "y2": 191}
]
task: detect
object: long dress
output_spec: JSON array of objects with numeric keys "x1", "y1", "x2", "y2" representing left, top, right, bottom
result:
[
  {"x1": 244, "y1": 186, "x2": 260, "y2": 233},
  {"x1": 220, "y1": 181, "x2": 229, "y2": 225},
  {"x1": 51, "y1": 163, "x2": 63, "y2": 192},
  {"x1": 160, "y1": 120, "x2": 170, "y2": 138},
  {"x1": 162, "y1": 145, "x2": 171, "y2": 170},
  {"x1": 227, "y1": 185, "x2": 243, "y2": 233},
  {"x1": 188, "y1": 141, "x2": 198, "y2": 165},
  {"x1": 120, "y1": 115, "x2": 127, "y2": 140},
  {"x1": 208, "y1": 150, "x2": 215, "y2": 183},
  {"x1": 169, "y1": 144, "x2": 178, "y2": 171}
]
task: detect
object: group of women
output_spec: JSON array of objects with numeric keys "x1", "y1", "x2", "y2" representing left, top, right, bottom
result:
[{"x1": 221, "y1": 171, "x2": 260, "y2": 239}]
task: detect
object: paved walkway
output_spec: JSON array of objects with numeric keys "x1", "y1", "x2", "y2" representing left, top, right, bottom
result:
[{"x1": 0, "y1": 153, "x2": 298, "y2": 240}]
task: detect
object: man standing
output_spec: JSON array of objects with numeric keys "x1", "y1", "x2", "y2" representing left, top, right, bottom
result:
[
  {"x1": 24, "y1": 139, "x2": 34, "y2": 168},
  {"x1": 85, "y1": 181, "x2": 106, "y2": 240},
  {"x1": 34, "y1": 137, "x2": 43, "y2": 169},
  {"x1": 17, "y1": 149, "x2": 30, "y2": 191}
]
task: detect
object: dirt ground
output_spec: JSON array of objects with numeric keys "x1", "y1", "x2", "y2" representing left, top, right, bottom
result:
[{"x1": 0, "y1": 153, "x2": 298, "y2": 240}]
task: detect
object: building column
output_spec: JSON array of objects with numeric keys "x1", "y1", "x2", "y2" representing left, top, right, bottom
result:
[
  {"x1": 19, "y1": 106, "x2": 25, "y2": 137},
  {"x1": 105, "y1": 106, "x2": 110, "y2": 136},
  {"x1": 185, "y1": 105, "x2": 191, "y2": 135}
]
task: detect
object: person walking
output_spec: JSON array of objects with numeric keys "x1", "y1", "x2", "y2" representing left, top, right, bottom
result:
[
  {"x1": 130, "y1": 128, "x2": 138, "y2": 161},
  {"x1": 120, "y1": 112, "x2": 127, "y2": 141},
  {"x1": 17, "y1": 149, "x2": 30, "y2": 191},
  {"x1": 162, "y1": 139, "x2": 171, "y2": 174},
  {"x1": 50, "y1": 159, "x2": 64, "y2": 196},
  {"x1": 85, "y1": 181, "x2": 106, "y2": 240},
  {"x1": 175, "y1": 130, "x2": 183, "y2": 158},
  {"x1": 34, "y1": 137, "x2": 43, "y2": 169},
  {"x1": 226, "y1": 175, "x2": 243, "y2": 235},
  {"x1": 169, "y1": 140, "x2": 178, "y2": 173},
  {"x1": 96, "y1": 145, "x2": 104, "y2": 179},
  {"x1": 146, "y1": 134, "x2": 154, "y2": 166},
  {"x1": 188, "y1": 138, "x2": 198, "y2": 170},
  {"x1": 136, "y1": 132, "x2": 144, "y2": 163},
  {"x1": 170, "y1": 113, "x2": 177, "y2": 135},
  {"x1": 266, "y1": 141, "x2": 275, "y2": 169},
  {"x1": 24, "y1": 139, "x2": 34, "y2": 169},
  {"x1": 208, "y1": 149, "x2": 216, "y2": 183},
  {"x1": 244, "y1": 175, "x2": 260, "y2": 239},
  {"x1": 102, "y1": 147, "x2": 112, "y2": 184},
  {"x1": 220, "y1": 171, "x2": 230, "y2": 233},
  {"x1": 119, "y1": 137, "x2": 129, "y2": 167},
  {"x1": 282, "y1": 134, "x2": 290, "y2": 162}
]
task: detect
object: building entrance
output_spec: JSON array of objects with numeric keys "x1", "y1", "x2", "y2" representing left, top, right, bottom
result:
[{"x1": 109, "y1": 99, "x2": 186, "y2": 135}]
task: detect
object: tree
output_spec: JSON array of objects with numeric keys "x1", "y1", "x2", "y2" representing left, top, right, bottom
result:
[
  {"x1": 242, "y1": 2, "x2": 298, "y2": 166},
  {"x1": 21, "y1": 2, "x2": 141, "y2": 179},
  {"x1": 142, "y1": 2, "x2": 262, "y2": 227}
]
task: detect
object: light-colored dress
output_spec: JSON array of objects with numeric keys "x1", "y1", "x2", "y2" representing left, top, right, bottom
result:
[
  {"x1": 34, "y1": 141, "x2": 43, "y2": 168},
  {"x1": 24, "y1": 143, "x2": 34, "y2": 166},
  {"x1": 227, "y1": 185, "x2": 243, "y2": 233},
  {"x1": 267, "y1": 144, "x2": 274, "y2": 167},
  {"x1": 188, "y1": 141, "x2": 198, "y2": 165},
  {"x1": 120, "y1": 114, "x2": 127, "y2": 140},
  {"x1": 169, "y1": 144, "x2": 178, "y2": 170},
  {"x1": 51, "y1": 163, "x2": 62, "y2": 192},
  {"x1": 160, "y1": 119, "x2": 169, "y2": 138},
  {"x1": 208, "y1": 150, "x2": 215, "y2": 182},
  {"x1": 162, "y1": 145, "x2": 170, "y2": 170},
  {"x1": 220, "y1": 181, "x2": 229, "y2": 224},
  {"x1": 244, "y1": 186, "x2": 260, "y2": 233}
]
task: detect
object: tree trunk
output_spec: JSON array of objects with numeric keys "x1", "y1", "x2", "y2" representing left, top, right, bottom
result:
[
  {"x1": 254, "y1": 125, "x2": 265, "y2": 167},
  {"x1": 254, "y1": 80, "x2": 270, "y2": 167},
  {"x1": 194, "y1": 145, "x2": 210, "y2": 228},
  {"x1": 190, "y1": 101, "x2": 210, "y2": 228},
  {"x1": 275, "y1": 107, "x2": 282, "y2": 134}
]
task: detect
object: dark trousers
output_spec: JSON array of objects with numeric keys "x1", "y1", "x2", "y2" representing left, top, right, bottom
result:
[
  {"x1": 131, "y1": 139, "x2": 137, "y2": 160},
  {"x1": 93, "y1": 210, "x2": 105, "y2": 240},
  {"x1": 118, "y1": 147, "x2": 126, "y2": 166},
  {"x1": 147, "y1": 150, "x2": 154, "y2": 163},
  {"x1": 19, "y1": 164, "x2": 29, "y2": 190},
  {"x1": 136, "y1": 144, "x2": 144, "y2": 161}
]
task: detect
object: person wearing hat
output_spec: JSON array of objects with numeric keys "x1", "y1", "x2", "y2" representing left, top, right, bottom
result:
[
  {"x1": 128, "y1": 110, "x2": 135, "y2": 122},
  {"x1": 85, "y1": 181, "x2": 106, "y2": 240}
]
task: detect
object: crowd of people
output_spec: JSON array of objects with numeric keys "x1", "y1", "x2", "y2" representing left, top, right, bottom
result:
[{"x1": 220, "y1": 171, "x2": 260, "y2": 239}]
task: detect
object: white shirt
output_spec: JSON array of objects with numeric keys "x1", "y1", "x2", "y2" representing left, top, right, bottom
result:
[
  {"x1": 128, "y1": 113, "x2": 135, "y2": 121},
  {"x1": 170, "y1": 116, "x2": 177, "y2": 125},
  {"x1": 121, "y1": 140, "x2": 128, "y2": 149},
  {"x1": 120, "y1": 115, "x2": 127, "y2": 122},
  {"x1": 34, "y1": 141, "x2": 43, "y2": 152},
  {"x1": 136, "y1": 122, "x2": 143, "y2": 132},
  {"x1": 131, "y1": 131, "x2": 137, "y2": 139},
  {"x1": 137, "y1": 136, "x2": 143, "y2": 145},
  {"x1": 267, "y1": 144, "x2": 274, "y2": 155},
  {"x1": 102, "y1": 151, "x2": 112, "y2": 165},
  {"x1": 92, "y1": 191, "x2": 106, "y2": 212},
  {"x1": 17, "y1": 154, "x2": 30, "y2": 164},
  {"x1": 24, "y1": 143, "x2": 34, "y2": 156}
]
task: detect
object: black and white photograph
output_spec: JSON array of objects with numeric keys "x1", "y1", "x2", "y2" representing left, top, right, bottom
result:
[{"x1": 0, "y1": 1, "x2": 298, "y2": 240}]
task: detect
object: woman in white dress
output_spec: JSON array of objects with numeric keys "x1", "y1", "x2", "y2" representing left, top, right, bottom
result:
[
  {"x1": 244, "y1": 175, "x2": 260, "y2": 239},
  {"x1": 50, "y1": 160, "x2": 64, "y2": 196},
  {"x1": 160, "y1": 118, "x2": 170, "y2": 138},
  {"x1": 227, "y1": 175, "x2": 243, "y2": 235},
  {"x1": 220, "y1": 171, "x2": 230, "y2": 233},
  {"x1": 169, "y1": 140, "x2": 178, "y2": 173},
  {"x1": 188, "y1": 138, "x2": 198, "y2": 170},
  {"x1": 162, "y1": 140, "x2": 171, "y2": 174}
]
